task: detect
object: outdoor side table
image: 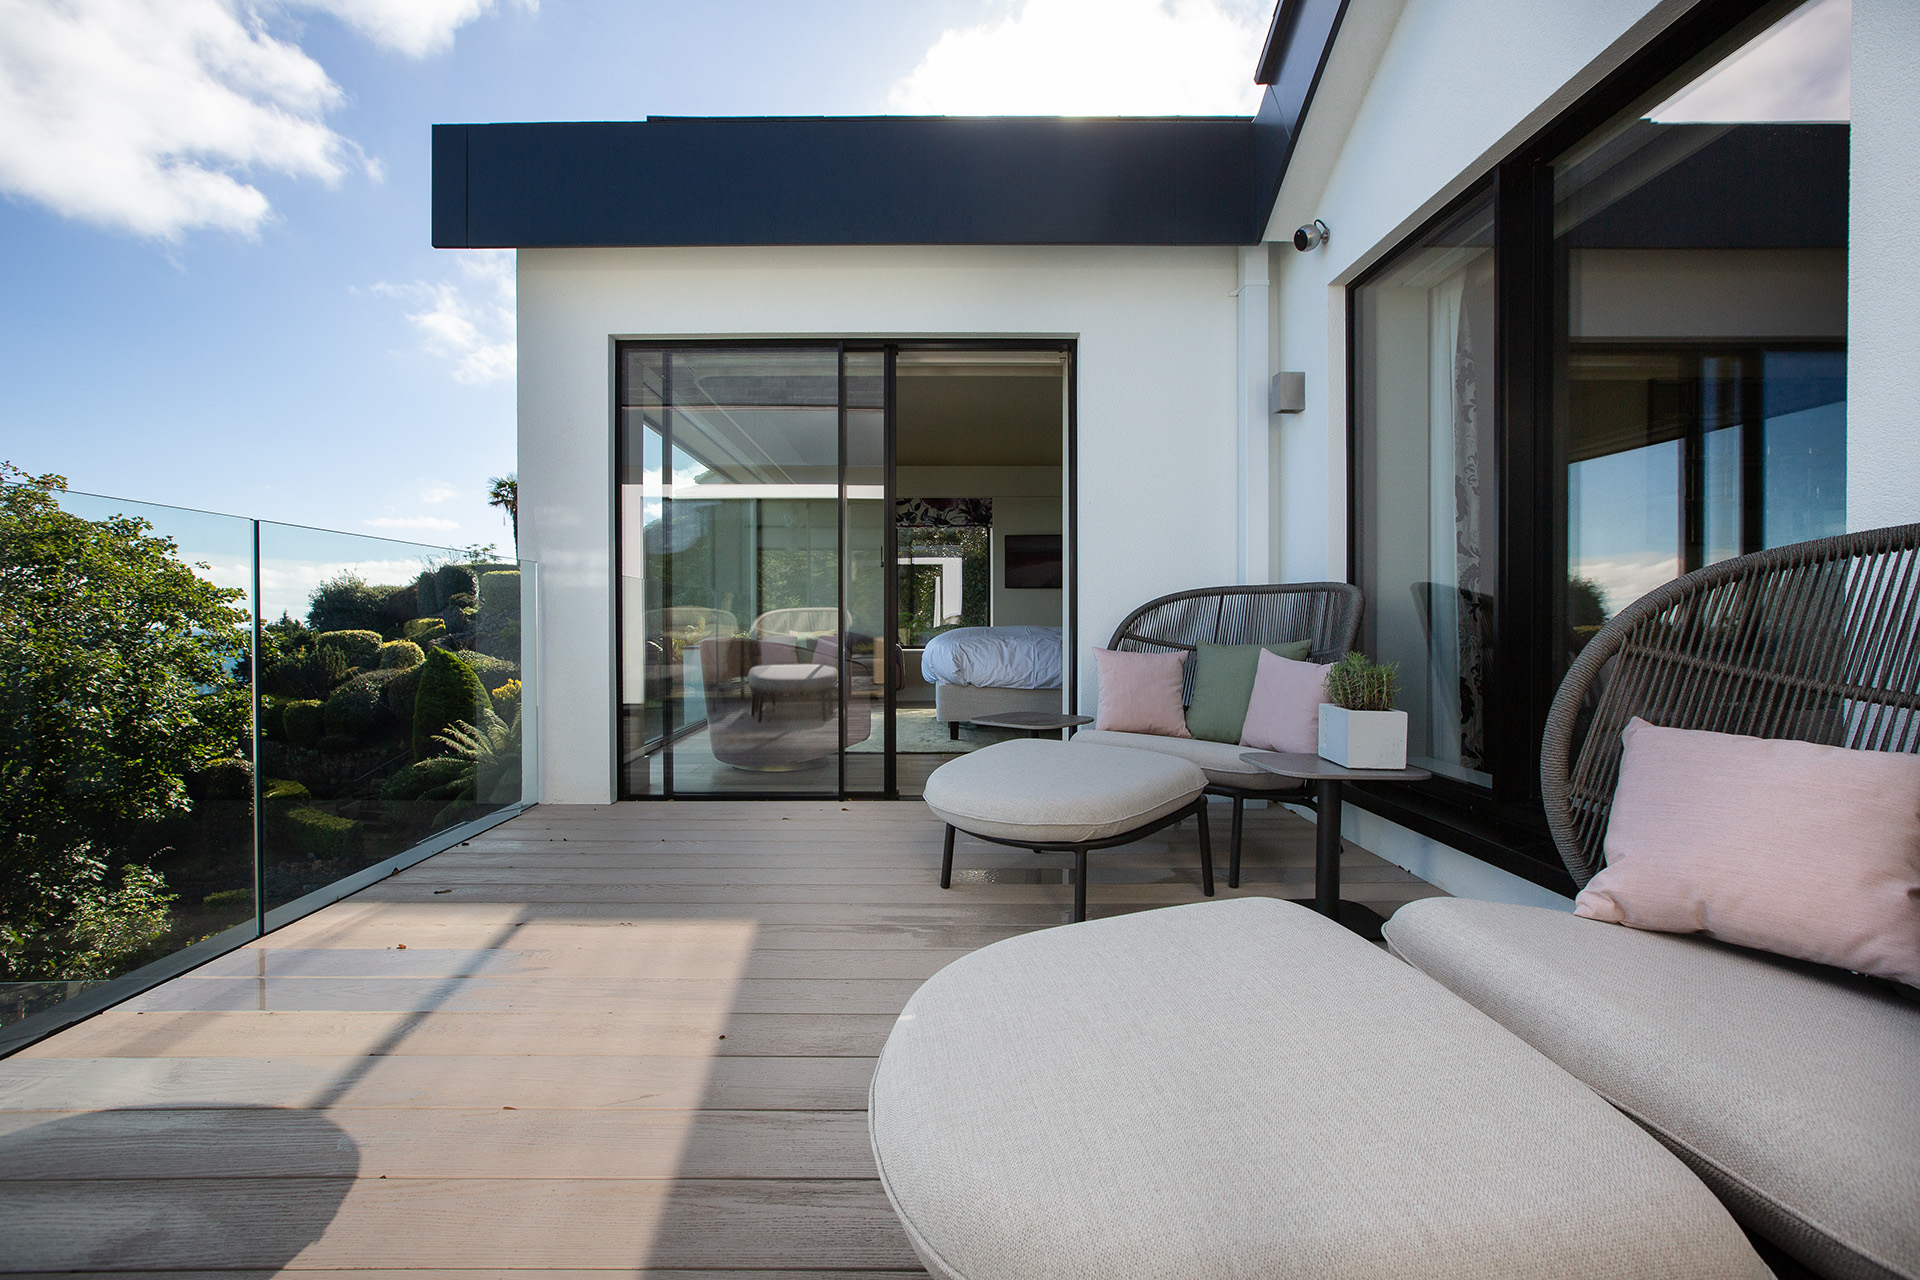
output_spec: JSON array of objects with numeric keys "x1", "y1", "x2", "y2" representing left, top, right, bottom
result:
[
  {"x1": 966, "y1": 710, "x2": 1094, "y2": 739},
  {"x1": 1239, "y1": 751, "x2": 1431, "y2": 940}
]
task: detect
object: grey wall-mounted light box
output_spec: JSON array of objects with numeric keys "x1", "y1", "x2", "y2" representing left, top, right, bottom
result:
[{"x1": 1270, "y1": 371, "x2": 1306, "y2": 415}]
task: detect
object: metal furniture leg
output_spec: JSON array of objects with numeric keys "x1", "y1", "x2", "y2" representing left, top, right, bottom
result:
[
  {"x1": 941, "y1": 824, "x2": 956, "y2": 889},
  {"x1": 1197, "y1": 802, "x2": 1215, "y2": 897},
  {"x1": 1315, "y1": 778, "x2": 1342, "y2": 918},
  {"x1": 1073, "y1": 848, "x2": 1088, "y2": 923},
  {"x1": 1227, "y1": 795, "x2": 1244, "y2": 889}
]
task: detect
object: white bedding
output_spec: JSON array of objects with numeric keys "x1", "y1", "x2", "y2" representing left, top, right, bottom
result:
[{"x1": 921, "y1": 626, "x2": 1063, "y2": 690}]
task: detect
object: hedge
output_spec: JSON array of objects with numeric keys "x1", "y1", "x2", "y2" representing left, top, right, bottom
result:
[
  {"x1": 403, "y1": 617, "x2": 448, "y2": 645},
  {"x1": 475, "y1": 570, "x2": 521, "y2": 659},
  {"x1": 316, "y1": 629, "x2": 383, "y2": 671},
  {"x1": 380, "y1": 639, "x2": 424, "y2": 670},
  {"x1": 457, "y1": 650, "x2": 518, "y2": 691},
  {"x1": 412, "y1": 647, "x2": 487, "y2": 760},
  {"x1": 282, "y1": 700, "x2": 325, "y2": 748},
  {"x1": 380, "y1": 756, "x2": 472, "y2": 802},
  {"x1": 323, "y1": 673, "x2": 392, "y2": 738},
  {"x1": 284, "y1": 806, "x2": 362, "y2": 860}
]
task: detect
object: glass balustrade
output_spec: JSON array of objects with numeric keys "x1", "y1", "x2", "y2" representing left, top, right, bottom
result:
[{"x1": 0, "y1": 481, "x2": 536, "y2": 1052}]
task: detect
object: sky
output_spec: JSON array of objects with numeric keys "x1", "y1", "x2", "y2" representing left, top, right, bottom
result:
[{"x1": 0, "y1": 0, "x2": 1271, "y2": 560}]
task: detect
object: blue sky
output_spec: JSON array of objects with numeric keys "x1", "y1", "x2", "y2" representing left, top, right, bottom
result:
[{"x1": 0, "y1": 0, "x2": 1267, "y2": 555}]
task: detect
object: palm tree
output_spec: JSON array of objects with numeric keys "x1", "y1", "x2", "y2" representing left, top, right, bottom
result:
[{"x1": 487, "y1": 475, "x2": 518, "y2": 546}]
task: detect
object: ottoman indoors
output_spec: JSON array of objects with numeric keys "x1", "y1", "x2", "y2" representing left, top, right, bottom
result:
[
  {"x1": 869, "y1": 897, "x2": 1767, "y2": 1280},
  {"x1": 923, "y1": 738, "x2": 1211, "y2": 921}
]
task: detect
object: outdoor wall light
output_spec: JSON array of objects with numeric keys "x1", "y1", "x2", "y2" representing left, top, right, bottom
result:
[{"x1": 1293, "y1": 219, "x2": 1330, "y2": 252}]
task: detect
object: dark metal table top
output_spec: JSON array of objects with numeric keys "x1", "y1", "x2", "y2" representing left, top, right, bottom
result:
[{"x1": 1239, "y1": 751, "x2": 1432, "y2": 784}]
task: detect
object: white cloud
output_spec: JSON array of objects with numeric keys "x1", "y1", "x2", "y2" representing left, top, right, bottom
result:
[
  {"x1": 0, "y1": 0, "x2": 525, "y2": 241},
  {"x1": 420, "y1": 481, "x2": 460, "y2": 504},
  {"x1": 364, "y1": 515, "x2": 462, "y2": 531},
  {"x1": 890, "y1": 0, "x2": 1268, "y2": 116},
  {"x1": 1649, "y1": 0, "x2": 1849, "y2": 124},
  {"x1": 375, "y1": 250, "x2": 517, "y2": 385},
  {"x1": 298, "y1": 0, "x2": 534, "y2": 59}
]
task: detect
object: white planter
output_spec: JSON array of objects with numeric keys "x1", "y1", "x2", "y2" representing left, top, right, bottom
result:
[{"x1": 1318, "y1": 705, "x2": 1408, "y2": 770}]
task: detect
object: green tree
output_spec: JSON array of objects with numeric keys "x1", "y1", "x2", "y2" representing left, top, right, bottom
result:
[
  {"x1": 487, "y1": 474, "x2": 518, "y2": 546},
  {"x1": 0, "y1": 465, "x2": 250, "y2": 980}
]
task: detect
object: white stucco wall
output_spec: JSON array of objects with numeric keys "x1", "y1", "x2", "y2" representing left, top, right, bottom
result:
[
  {"x1": 518, "y1": 245, "x2": 1240, "y2": 803},
  {"x1": 1848, "y1": 0, "x2": 1920, "y2": 533},
  {"x1": 1266, "y1": 0, "x2": 1687, "y2": 582}
]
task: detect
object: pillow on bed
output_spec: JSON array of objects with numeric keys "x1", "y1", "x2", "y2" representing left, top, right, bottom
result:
[
  {"x1": 1092, "y1": 648, "x2": 1191, "y2": 738},
  {"x1": 1185, "y1": 641, "x2": 1313, "y2": 742},
  {"x1": 1575, "y1": 717, "x2": 1920, "y2": 989}
]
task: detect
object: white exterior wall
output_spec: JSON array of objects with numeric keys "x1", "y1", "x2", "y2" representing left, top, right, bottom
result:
[
  {"x1": 518, "y1": 245, "x2": 1240, "y2": 803},
  {"x1": 1848, "y1": 0, "x2": 1920, "y2": 532}
]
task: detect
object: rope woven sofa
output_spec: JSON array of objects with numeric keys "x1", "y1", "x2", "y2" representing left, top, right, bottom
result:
[
  {"x1": 872, "y1": 528, "x2": 1919, "y2": 1280},
  {"x1": 1076, "y1": 581, "x2": 1363, "y2": 885}
]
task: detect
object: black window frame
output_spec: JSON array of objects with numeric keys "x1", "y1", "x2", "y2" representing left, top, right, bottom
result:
[{"x1": 1342, "y1": 0, "x2": 1809, "y2": 893}]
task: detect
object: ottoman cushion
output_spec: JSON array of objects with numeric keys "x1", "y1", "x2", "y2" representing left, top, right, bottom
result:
[
  {"x1": 923, "y1": 739, "x2": 1205, "y2": 844},
  {"x1": 870, "y1": 897, "x2": 1766, "y2": 1280},
  {"x1": 1384, "y1": 897, "x2": 1920, "y2": 1280}
]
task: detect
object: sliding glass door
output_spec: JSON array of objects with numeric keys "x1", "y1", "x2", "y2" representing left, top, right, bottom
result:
[{"x1": 617, "y1": 345, "x2": 890, "y2": 797}]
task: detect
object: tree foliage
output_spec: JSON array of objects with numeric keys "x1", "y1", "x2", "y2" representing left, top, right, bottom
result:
[{"x1": 0, "y1": 465, "x2": 249, "y2": 980}]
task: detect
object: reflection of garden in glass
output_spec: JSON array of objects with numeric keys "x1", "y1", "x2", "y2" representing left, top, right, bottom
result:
[
  {"x1": 897, "y1": 526, "x2": 988, "y2": 647},
  {"x1": 0, "y1": 472, "x2": 531, "y2": 1039}
]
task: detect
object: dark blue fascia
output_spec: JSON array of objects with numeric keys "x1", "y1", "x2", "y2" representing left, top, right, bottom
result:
[
  {"x1": 434, "y1": 116, "x2": 1262, "y2": 248},
  {"x1": 1250, "y1": 0, "x2": 1351, "y2": 234}
]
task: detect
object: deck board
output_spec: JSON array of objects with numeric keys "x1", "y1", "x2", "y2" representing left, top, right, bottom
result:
[{"x1": 0, "y1": 798, "x2": 1443, "y2": 1275}]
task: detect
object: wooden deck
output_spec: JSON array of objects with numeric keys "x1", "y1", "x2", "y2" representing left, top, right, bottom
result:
[{"x1": 0, "y1": 799, "x2": 1443, "y2": 1277}]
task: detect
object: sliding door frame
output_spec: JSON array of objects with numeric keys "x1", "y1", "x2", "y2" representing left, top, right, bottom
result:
[{"x1": 613, "y1": 336, "x2": 1076, "y2": 801}]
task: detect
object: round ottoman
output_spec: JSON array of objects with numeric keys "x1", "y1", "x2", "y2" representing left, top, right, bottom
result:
[
  {"x1": 869, "y1": 898, "x2": 1770, "y2": 1280},
  {"x1": 745, "y1": 662, "x2": 836, "y2": 720},
  {"x1": 923, "y1": 738, "x2": 1211, "y2": 921}
]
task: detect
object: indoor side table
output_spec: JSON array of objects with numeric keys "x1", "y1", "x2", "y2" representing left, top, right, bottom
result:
[
  {"x1": 967, "y1": 710, "x2": 1095, "y2": 739},
  {"x1": 1239, "y1": 751, "x2": 1431, "y2": 940}
]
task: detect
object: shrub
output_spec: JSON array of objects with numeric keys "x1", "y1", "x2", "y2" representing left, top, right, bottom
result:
[
  {"x1": 284, "y1": 806, "x2": 362, "y2": 859},
  {"x1": 475, "y1": 570, "x2": 521, "y2": 659},
  {"x1": 380, "y1": 756, "x2": 471, "y2": 802},
  {"x1": 380, "y1": 582, "x2": 419, "y2": 627},
  {"x1": 491, "y1": 678, "x2": 522, "y2": 714},
  {"x1": 316, "y1": 629, "x2": 382, "y2": 671},
  {"x1": 315, "y1": 733, "x2": 359, "y2": 753},
  {"x1": 282, "y1": 700, "x2": 325, "y2": 748},
  {"x1": 415, "y1": 563, "x2": 476, "y2": 616},
  {"x1": 379, "y1": 639, "x2": 424, "y2": 670},
  {"x1": 323, "y1": 673, "x2": 392, "y2": 739},
  {"x1": 189, "y1": 757, "x2": 253, "y2": 803},
  {"x1": 457, "y1": 650, "x2": 518, "y2": 690},
  {"x1": 202, "y1": 887, "x2": 251, "y2": 910},
  {"x1": 262, "y1": 778, "x2": 311, "y2": 820},
  {"x1": 308, "y1": 573, "x2": 402, "y2": 636},
  {"x1": 403, "y1": 617, "x2": 448, "y2": 645},
  {"x1": 412, "y1": 647, "x2": 487, "y2": 760},
  {"x1": 382, "y1": 662, "x2": 424, "y2": 722}
]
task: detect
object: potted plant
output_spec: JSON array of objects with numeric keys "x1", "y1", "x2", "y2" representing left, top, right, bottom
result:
[{"x1": 1319, "y1": 652, "x2": 1407, "y2": 769}]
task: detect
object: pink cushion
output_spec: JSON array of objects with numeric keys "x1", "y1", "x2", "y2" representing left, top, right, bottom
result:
[
  {"x1": 1576, "y1": 717, "x2": 1920, "y2": 989},
  {"x1": 1238, "y1": 651, "x2": 1333, "y2": 755},
  {"x1": 1091, "y1": 648, "x2": 1190, "y2": 738}
]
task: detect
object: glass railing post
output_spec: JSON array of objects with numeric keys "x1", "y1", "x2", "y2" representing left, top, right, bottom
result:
[{"x1": 251, "y1": 518, "x2": 265, "y2": 941}]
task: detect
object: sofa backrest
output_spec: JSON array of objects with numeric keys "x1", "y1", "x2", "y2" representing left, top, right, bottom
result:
[
  {"x1": 1541, "y1": 523, "x2": 1920, "y2": 887},
  {"x1": 1106, "y1": 583, "x2": 1365, "y2": 705}
]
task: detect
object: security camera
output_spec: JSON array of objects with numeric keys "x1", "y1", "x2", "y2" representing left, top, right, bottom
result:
[{"x1": 1293, "y1": 219, "x2": 1329, "y2": 252}]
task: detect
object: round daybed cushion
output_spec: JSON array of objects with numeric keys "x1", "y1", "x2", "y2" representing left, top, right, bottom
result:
[
  {"x1": 922, "y1": 739, "x2": 1205, "y2": 845},
  {"x1": 869, "y1": 897, "x2": 1768, "y2": 1280}
]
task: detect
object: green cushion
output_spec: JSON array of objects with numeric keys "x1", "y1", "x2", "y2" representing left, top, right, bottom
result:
[{"x1": 1184, "y1": 640, "x2": 1312, "y2": 743}]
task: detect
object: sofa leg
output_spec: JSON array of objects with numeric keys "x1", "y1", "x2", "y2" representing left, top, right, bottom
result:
[
  {"x1": 949, "y1": 721, "x2": 960, "y2": 742},
  {"x1": 1073, "y1": 848, "x2": 1087, "y2": 922},
  {"x1": 940, "y1": 825, "x2": 955, "y2": 889},
  {"x1": 1228, "y1": 796, "x2": 1244, "y2": 889},
  {"x1": 1197, "y1": 801, "x2": 1214, "y2": 898}
]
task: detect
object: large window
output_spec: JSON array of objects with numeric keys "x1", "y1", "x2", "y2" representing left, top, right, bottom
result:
[{"x1": 1350, "y1": 0, "x2": 1848, "y2": 880}]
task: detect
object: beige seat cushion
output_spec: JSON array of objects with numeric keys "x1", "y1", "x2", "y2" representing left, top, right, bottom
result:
[
  {"x1": 1384, "y1": 897, "x2": 1920, "y2": 1280},
  {"x1": 923, "y1": 739, "x2": 1203, "y2": 844},
  {"x1": 871, "y1": 897, "x2": 1765, "y2": 1280},
  {"x1": 1075, "y1": 727, "x2": 1311, "y2": 790}
]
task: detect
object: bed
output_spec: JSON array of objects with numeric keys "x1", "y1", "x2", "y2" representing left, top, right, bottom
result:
[{"x1": 921, "y1": 625, "x2": 1064, "y2": 738}]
